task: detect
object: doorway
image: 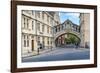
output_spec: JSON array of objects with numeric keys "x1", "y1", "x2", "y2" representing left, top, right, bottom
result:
[{"x1": 31, "y1": 40, "x2": 34, "y2": 51}]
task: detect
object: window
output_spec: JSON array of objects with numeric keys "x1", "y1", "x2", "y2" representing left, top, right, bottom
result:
[
  {"x1": 54, "y1": 27, "x2": 56, "y2": 32},
  {"x1": 42, "y1": 24, "x2": 44, "y2": 32},
  {"x1": 37, "y1": 22, "x2": 40, "y2": 31},
  {"x1": 25, "y1": 10, "x2": 30, "y2": 14},
  {"x1": 32, "y1": 21, "x2": 34, "y2": 30},
  {"x1": 28, "y1": 10, "x2": 32, "y2": 15},
  {"x1": 24, "y1": 40, "x2": 26, "y2": 47},
  {"x1": 23, "y1": 17, "x2": 25, "y2": 28},
  {"x1": 24, "y1": 35, "x2": 26, "y2": 47},
  {"x1": 57, "y1": 26, "x2": 59, "y2": 32},
  {"x1": 62, "y1": 25, "x2": 64, "y2": 30},
  {"x1": 27, "y1": 19, "x2": 29, "y2": 29},
  {"x1": 23, "y1": 35, "x2": 29, "y2": 47},
  {"x1": 32, "y1": 11, "x2": 34, "y2": 15},
  {"x1": 51, "y1": 38, "x2": 52, "y2": 45},
  {"x1": 27, "y1": 40, "x2": 29, "y2": 47},
  {"x1": 27, "y1": 36, "x2": 29, "y2": 47},
  {"x1": 23, "y1": 16, "x2": 29, "y2": 29},
  {"x1": 47, "y1": 37, "x2": 49, "y2": 45},
  {"x1": 37, "y1": 11, "x2": 40, "y2": 18},
  {"x1": 58, "y1": 26, "x2": 60, "y2": 31},
  {"x1": 50, "y1": 27, "x2": 52, "y2": 34},
  {"x1": 67, "y1": 21, "x2": 69, "y2": 24},
  {"x1": 47, "y1": 15, "x2": 49, "y2": 22},
  {"x1": 38, "y1": 36, "x2": 40, "y2": 45},
  {"x1": 47, "y1": 26, "x2": 49, "y2": 33},
  {"x1": 50, "y1": 18, "x2": 53, "y2": 25},
  {"x1": 43, "y1": 37, "x2": 45, "y2": 46},
  {"x1": 42, "y1": 12, "x2": 44, "y2": 20}
]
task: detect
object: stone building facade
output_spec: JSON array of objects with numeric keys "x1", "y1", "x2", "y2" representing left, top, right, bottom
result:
[
  {"x1": 80, "y1": 13, "x2": 90, "y2": 48},
  {"x1": 21, "y1": 10, "x2": 60, "y2": 55}
]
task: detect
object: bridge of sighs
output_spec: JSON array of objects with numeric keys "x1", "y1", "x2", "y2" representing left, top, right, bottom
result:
[{"x1": 53, "y1": 20, "x2": 81, "y2": 47}]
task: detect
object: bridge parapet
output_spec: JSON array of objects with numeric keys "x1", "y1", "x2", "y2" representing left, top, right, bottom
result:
[{"x1": 54, "y1": 27, "x2": 81, "y2": 40}]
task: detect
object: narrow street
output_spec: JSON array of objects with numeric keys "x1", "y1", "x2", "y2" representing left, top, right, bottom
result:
[{"x1": 22, "y1": 48, "x2": 90, "y2": 62}]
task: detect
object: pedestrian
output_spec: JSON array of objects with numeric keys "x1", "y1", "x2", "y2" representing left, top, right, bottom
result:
[
  {"x1": 39, "y1": 43, "x2": 42, "y2": 49},
  {"x1": 75, "y1": 42, "x2": 78, "y2": 49}
]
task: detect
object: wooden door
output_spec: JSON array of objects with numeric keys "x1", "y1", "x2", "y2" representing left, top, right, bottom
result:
[{"x1": 31, "y1": 40, "x2": 34, "y2": 51}]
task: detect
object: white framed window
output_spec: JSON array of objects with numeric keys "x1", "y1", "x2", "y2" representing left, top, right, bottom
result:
[
  {"x1": 23, "y1": 35, "x2": 26, "y2": 47},
  {"x1": 32, "y1": 21, "x2": 34, "y2": 30},
  {"x1": 37, "y1": 11, "x2": 40, "y2": 18},
  {"x1": 42, "y1": 24, "x2": 44, "y2": 32},
  {"x1": 27, "y1": 36, "x2": 29, "y2": 47},
  {"x1": 37, "y1": 22, "x2": 40, "y2": 31},
  {"x1": 27, "y1": 19, "x2": 29, "y2": 29},
  {"x1": 47, "y1": 15, "x2": 49, "y2": 22},
  {"x1": 38, "y1": 36, "x2": 40, "y2": 45},
  {"x1": 23, "y1": 35, "x2": 29, "y2": 47},
  {"x1": 42, "y1": 12, "x2": 44, "y2": 20},
  {"x1": 32, "y1": 10, "x2": 34, "y2": 16}
]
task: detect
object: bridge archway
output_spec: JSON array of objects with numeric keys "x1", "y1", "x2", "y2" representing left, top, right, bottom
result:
[
  {"x1": 54, "y1": 29, "x2": 81, "y2": 40},
  {"x1": 55, "y1": 33, "x2": 81, "y2": 47}
]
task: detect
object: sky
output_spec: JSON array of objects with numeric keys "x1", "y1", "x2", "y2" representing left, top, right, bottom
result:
[{"x1": 59, "y1": 12, "x2": 80, "y2": 25}]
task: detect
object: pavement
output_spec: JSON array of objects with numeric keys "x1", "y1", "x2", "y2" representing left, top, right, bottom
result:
[
  {"x1": 22, "y1": 47, "x2": 90, "y2": 62},
  {"x1": 22, "y1": 48, "x2": 53, "y2": 58}
]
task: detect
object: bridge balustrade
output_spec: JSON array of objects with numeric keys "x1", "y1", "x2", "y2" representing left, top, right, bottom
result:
[{"x1": 54, "y1": 24, "x2": 80, "y2": 34}]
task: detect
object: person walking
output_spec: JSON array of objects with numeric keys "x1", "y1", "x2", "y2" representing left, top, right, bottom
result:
[{"x1": 75, "y1": 42, "x2": 79, "y2": 49}]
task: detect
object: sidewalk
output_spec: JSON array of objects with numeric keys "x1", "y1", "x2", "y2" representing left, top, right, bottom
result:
[{"x1": 22, "y1": 47, "x2": 56, "y2": 58}]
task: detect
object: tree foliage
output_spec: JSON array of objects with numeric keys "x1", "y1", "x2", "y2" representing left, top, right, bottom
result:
[{"x1": 65, "y1": 34, "x2": 80, "y2": 44}]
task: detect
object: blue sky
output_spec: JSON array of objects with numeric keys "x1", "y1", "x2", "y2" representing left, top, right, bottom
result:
[{"x1": 59, "y1": 12, "x2": 80, "y2": 25}]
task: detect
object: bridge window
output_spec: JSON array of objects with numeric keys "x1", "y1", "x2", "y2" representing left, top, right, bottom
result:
[
  {"x1": 67, "y1": 21, "x2": 69, "y2": 24},
  {"x1": 55, "y1": 27, "x2": 57, "y2": 32}
]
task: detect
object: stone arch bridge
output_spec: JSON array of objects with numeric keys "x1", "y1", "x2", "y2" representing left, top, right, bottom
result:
[
  {"x1": 53, "y1": 21, "x2": 81, "y2": 47},
  {"x1": 54, "y1": 28, "x2": 81, "y2": 41}
]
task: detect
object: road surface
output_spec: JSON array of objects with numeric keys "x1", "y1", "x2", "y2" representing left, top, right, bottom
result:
[{"x1": 22, "y1": 48, "x2": 90, "y2": 62}]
